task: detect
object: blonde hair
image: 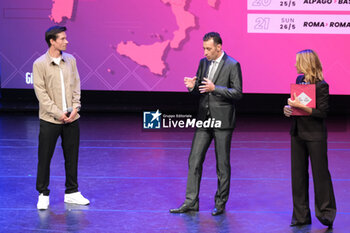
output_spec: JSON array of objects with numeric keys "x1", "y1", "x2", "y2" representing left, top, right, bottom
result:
[{"x1": 296, "y1": 49, "x2": 324, "y2": 84}]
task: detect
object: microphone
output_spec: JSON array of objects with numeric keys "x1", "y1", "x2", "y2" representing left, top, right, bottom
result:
[{"x1": 66, "y1": 107, "x2": 73, "y2": 117}]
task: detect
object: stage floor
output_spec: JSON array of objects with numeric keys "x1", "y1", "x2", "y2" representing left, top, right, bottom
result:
[{"x1": 0, "y1": 112, "x2": 349, "y2": 233}]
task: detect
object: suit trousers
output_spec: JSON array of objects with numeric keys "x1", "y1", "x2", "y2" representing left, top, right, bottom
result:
[
  {"x1": 185, "y1": 127, "x2": 233, "y2": 208},
  {"x1": 36, "y1": 119, "x2": 80, "y2": 195},
  {"x1": 291, "y1": 136, "x2": 336, "y2": 225}
]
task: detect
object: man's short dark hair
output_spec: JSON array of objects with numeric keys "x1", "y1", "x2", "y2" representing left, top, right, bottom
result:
[
  {"x1": 45, "y1": 26, "x2": 67, "y2": 47},
  {"x1": 203, "y1": 32, "x2": 222, "y2": 45}
]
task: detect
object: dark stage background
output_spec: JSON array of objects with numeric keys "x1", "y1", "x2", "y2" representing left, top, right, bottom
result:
[{"x1": 0, "y1": 89, "x2": 349, "y2": 116}]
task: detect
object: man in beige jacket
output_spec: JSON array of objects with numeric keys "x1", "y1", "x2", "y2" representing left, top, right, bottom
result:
[{"x1": 33, "y1": 26, "x2": 89, "y2": 210}]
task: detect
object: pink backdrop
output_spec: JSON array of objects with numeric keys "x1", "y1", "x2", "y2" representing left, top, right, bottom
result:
[{"x1": 1, "y1": 0, "x2": 349, "y2": 94}]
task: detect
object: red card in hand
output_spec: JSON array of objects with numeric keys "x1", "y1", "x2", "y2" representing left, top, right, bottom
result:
[{"x1": 290, "y1": 84, "x2": 316, "y2": 116}]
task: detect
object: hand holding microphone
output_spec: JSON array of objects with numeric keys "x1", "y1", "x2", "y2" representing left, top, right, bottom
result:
[
  {"x1": 64, "y1": 107, "x2": 77, "y2": 123},
  {"x1": 66, "y1": 107, "x2": 73, "y2": 118}
]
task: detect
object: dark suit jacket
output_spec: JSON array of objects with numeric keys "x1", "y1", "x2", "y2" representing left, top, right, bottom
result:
[
  {"x1": 290, "y1": 75, "x2": 329, "y2": 141},
  {"x1": 191, "y1": 53, "x2": 243, "y2": 129}
]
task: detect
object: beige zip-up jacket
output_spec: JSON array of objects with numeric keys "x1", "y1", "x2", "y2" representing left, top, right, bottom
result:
[{"x1": 33, "y1": 51, "x2": 81, "y2": 124}]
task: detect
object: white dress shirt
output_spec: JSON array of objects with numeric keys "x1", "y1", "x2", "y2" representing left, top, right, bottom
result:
[
  {"x1": 207, "y1": 51, "x2": 224, "y2": 80},
  {"x1": 52, "y1": 56, "x2": 67, "y2": 112}
]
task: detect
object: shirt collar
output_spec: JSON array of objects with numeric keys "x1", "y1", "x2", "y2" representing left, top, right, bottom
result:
[
  {"x1": 212, "y1": 51, "x2": 224, "y2": 64},
  {"x1": 45, "y1": 50, "x2": 66, "y2": 65}
]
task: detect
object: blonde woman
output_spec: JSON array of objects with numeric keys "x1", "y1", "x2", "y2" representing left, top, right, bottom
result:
[{"x1": 284, "y1": 49, "x2": 336, "y2": 228}]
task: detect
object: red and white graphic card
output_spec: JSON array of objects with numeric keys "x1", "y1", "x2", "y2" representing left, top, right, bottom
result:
[{"x1": 290, "y1": 84, "x2": 316, "y2": 116}]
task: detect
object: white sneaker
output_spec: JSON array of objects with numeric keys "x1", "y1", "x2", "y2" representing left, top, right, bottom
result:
[
  {"x1": 64, "y1": 192, "x2": 90, "y2": 205},
  {"x1": 37, "y1": 194, "x2": 49, "y2": 210}
]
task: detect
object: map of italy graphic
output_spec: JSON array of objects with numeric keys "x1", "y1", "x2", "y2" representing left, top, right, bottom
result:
[{"x1": 50, "y1": 0, "x2": 218, "y2": 76}]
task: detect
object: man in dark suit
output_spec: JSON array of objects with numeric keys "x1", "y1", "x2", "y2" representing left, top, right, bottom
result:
[{"x1": 170, "y1": 32, "x2": 243, "y2": 216}]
